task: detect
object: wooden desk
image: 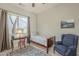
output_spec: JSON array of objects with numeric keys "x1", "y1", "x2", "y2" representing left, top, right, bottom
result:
[{"x1": 11, "y1": 36, "x2": 27, "y2": 51}]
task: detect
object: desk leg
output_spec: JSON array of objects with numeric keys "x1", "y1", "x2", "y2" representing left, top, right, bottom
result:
[
  {"x1": 10, "y1": 40, "x2": 14, "y2": 55},
  {"x1": 47, "y1": 47, "x2": 49, "y2": 53},
  {"x1": 53, "y1": 45, "x2": 55, "y2": 53},
  {"x1": 11, "y1": 40, "x2": 14, "y2": 51}
]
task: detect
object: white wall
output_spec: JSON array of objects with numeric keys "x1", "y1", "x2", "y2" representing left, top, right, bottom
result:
[{"x1": 37, "y1": 4, "x2": 79, "y2": 41}]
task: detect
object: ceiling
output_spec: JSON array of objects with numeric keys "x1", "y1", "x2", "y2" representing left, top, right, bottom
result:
[
  {"x1": 10, "y1": 3, "x2": 59, "y2": 14},
  {"x1": 0, "y1": 3, "x2": 79, "y2": 14}
]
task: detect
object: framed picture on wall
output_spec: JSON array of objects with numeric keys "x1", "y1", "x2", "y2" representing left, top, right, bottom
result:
[{"x1": 61, "y1": 19, "x2": 75, "y2": 28}]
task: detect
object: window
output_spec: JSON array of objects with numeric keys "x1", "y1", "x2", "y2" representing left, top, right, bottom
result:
[{"x1": 7, "y1": 13, "x2": 28, "y2": 38}]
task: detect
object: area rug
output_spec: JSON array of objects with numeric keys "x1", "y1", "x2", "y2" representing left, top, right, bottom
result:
[{"x1": 7, "y1": 46, "x2": 49, "y2": 56}]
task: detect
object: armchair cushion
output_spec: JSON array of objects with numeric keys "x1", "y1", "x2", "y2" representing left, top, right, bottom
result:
[
  {"x1": 55, "y1": 45, "x2": 67, "y2": 55},
  {"x1": 68, "y1": 45, "x2": 76, "y2": 50}
]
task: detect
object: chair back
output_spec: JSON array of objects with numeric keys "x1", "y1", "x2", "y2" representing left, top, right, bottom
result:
[{"x1": 62, "y1": 34, "x2": 78, "y2": 47}]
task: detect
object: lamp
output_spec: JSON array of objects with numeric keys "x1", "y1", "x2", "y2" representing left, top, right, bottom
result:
[
  {"x1": 15, "y1": 28, "x2": 23, "y2": 34},
  {"x1": 15, "y1": 28, "x2": 23, "y2": 38},
  {"x1": 15, "y1": 28, "x2": 27, "y2": 38}
]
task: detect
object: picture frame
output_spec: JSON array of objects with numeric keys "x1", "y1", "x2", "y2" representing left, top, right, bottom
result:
[{"x1": 61, "y1": 19, "x2": 75, "y2": 28}]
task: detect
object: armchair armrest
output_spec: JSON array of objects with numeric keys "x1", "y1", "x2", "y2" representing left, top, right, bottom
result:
[
  {"x1": 65, "y1": 45, "x2": 76, "y2": 56},
  {"x1": 55, "y1": 41, "x2": 62, "y2": 45}
]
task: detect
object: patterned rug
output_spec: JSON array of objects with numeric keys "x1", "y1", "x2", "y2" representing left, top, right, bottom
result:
[{"x1": 7, "y1": 46, "x2": 49, "y2": 56}]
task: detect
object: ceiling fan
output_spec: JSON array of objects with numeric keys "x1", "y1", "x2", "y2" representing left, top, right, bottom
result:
[
  {"x1": 19, "y1": 3, "x2": 46, "y2": 7},
  {"x1": 32, "y1": 3, "x2": 35, "y2": 7},
  {"x1": 32, "y1": 3, "x2": 46, "y2": 7}
]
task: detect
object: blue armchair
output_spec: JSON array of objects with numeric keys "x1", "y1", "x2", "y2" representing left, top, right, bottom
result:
[{"x1": 54, "y1": 34, "x2": 78, "y2": 56}]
